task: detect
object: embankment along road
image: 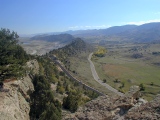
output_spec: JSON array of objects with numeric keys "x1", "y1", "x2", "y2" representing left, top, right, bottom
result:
[{"x1": 50, "y1": 56, "x2": 105, "y2": 96}]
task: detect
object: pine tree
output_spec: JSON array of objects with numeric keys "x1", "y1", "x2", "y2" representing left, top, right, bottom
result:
[
  {"x1": 30, "y1": 75, "x2": 61, "y2": 120},
  {"x1": 0, "y1": 28, "x2": 29, "y2": 81},
  {"x1": 62, "y1": 92, "x2": 79, "y2": 112}
]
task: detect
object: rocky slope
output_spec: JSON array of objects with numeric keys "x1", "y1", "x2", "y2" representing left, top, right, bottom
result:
[
  {"x1": 63, "y1": 86, "x2": 160, "y2": 120},
  {"x1": 0, "y1": 60, "x2": 39, "y2": 120}
]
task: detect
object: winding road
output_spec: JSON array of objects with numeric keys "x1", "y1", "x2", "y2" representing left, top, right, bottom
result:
[
  {"x1": 50, "y1": 56, "x2": 105, "y2": 96},
  {"x1": 88, "y1": 53, "x2": 124, "y2": 96}
]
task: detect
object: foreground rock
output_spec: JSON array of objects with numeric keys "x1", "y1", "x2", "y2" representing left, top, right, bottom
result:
[
  {"x1": 0, "y1": 60, "x2": 39, "y2": 120},
  {"x1": 125, "y1": 94, "x2": 160, "y2": 120},
  {"x1": 63, "y1": 86, "x2": 160, "y2": 120}
]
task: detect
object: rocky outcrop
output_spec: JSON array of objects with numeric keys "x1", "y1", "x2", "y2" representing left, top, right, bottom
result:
[
  {"x1": 63, "y1": 86, "x2": 160, "y2": 120},
  {"x1": 125, "y1": 94, "x2": 160, "y2": 120},
  {"x1": 0, "y1": 59, "x2": 39, "y2": 120},
  {"x1": 26, "y1": 59, "x2": 39, "y2": 75}
]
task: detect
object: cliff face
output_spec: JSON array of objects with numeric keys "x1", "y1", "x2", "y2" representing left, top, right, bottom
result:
[{"x1": 0, "y1": 60, "x2": 39, "y2": 120}]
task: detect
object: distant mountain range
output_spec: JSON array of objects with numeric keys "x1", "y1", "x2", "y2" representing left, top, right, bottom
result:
[
  {"x1": 67, "y1": 22, "x2": 160, "y2": 43},
  {"x1": 103, "y1": 22, "x2": 160, "y2": 43},
  {"x1": 30, "y1": 22, "x2": 160, "y2": 43},
  {"x1": 65, "y1": 25, "x2": 137, "y2": 37}
]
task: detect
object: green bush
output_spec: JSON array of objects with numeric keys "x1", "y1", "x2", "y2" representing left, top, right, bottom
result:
[
  {"x1": 139, "y1": 83, "x2": 145, "y2": 91},
  {"x1": 62, "y1": 92, "x2": 79, "y2": 112}
]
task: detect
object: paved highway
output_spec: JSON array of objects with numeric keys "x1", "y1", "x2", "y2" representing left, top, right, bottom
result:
[{"x1": 88, "y1": 53, "x2": 124, "y2": 96}]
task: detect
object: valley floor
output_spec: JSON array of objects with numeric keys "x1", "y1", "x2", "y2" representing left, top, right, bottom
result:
[{"x1": 92, "y1": 43, "x2": 160, "y2": 100}]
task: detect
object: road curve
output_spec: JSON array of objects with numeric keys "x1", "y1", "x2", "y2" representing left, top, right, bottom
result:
[{"x1": 88, "y1": 53, "x2": 124, "y2": 96}]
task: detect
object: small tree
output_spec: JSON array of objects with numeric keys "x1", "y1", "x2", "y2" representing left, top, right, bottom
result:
[
  {"x1": 103, "y1": 79, "x2": 107, "y2": 83},
  {"x1": 72, "y1": 70, "x2": 76, "y2": 74},
  {"x1": 139, "y1": 83, "x2": 145, "y2": 91},
  {"x1": 56, "y1": 81, "x2": 65, "y2": 94},
  {"x1": 121, "y1": 82, "x2": 125, "y2": 88},
  {"x1": 59, "y1": 71, "x2": 65, "y2": 76},
  {"x1": 150, "y1": 82, "x2": 154, "y2": 86},
  {"x1": 114, "y1": 79, "x2": 119, "y2": 83},
  {"x1": 62, "y1": 92, "x2": 79, "y2": 112},
  {"x1": 119, "y1": 82, "x2": 125, "y2": 89}
]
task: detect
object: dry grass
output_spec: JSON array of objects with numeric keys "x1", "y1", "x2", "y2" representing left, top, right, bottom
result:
[{"x1": 102, "y1": 64, "x2": 132, "y2": 78}]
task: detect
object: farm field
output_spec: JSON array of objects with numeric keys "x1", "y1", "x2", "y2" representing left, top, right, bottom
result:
[{"x1": 92, "y1": 43, "x2": 160, "y2": 100}]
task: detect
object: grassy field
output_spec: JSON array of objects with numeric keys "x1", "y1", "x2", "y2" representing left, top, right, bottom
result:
[
  {"x1": 66, "y1": 52, "x2": 116, "y2": 96},
  {"x1": 92, "y1": 43, "x2": 160, "y2": 101}
]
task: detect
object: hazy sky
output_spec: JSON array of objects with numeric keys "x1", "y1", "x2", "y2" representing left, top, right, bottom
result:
[{"x1": 1, "y1": 0, "x2": 160, "y2": 34}]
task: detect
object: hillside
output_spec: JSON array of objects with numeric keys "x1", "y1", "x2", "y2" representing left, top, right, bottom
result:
[
  {"x1": 0, "y1": 29, "x2": 61, "y2": 120},
  {"x1": 49, "y1": 38, "x2": 93, "y2": 62},
  {"x1": 0, "y1": 29, "x2": 100, "y2": 120},
  {"x1": 49, "y1": 38, "x2": 117, "y2": 96}
]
